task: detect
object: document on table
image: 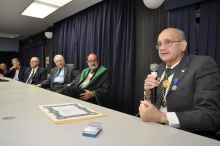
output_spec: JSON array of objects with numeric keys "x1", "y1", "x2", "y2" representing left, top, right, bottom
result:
[{"x1": 38, "y1": 103, "x2": 106, "y2": 124}]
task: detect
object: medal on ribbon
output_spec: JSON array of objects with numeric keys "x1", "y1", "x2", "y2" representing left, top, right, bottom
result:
[
  {"x1": 162, "y1": 100, "x2": 167, "y2": 107},
  {"x1": 163, "y1": 80, "x2": 170, "y2": 88},
  {"x1": 172, "y1": 78, "x2": 179, "y2": 91}
]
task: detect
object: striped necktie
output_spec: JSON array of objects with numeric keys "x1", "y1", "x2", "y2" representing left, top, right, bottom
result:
[
  {"x1": 26, "y1": 70, "x2": 35, "y2": 84},
  {"x1": 154, "y1": 68, "x2": 170, "y2": 109}
]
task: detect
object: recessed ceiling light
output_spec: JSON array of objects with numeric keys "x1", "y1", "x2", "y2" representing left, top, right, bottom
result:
[
  {"x1": 0, "y1": 33, "x2": 20, "y2": 39},
  {"x1": 21, "y1": 0, "x2": 72, "y2": 19}
]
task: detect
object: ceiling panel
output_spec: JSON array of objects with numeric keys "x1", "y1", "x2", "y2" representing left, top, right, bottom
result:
[{"x1": 0, "y1": 0, "x2": 102, "y2": 40}]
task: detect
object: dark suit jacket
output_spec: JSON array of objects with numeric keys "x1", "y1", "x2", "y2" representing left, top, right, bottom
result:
[
  {"x1": 7, "y1": 66, "x2": 26, "y2": 82},
  {"x1": 0, "y1": 69, "x2": 9, "y2": 76},
  {"x1": 40, "y1": 64, "x2": 80, "y2": 90},
  {"x1": 23, "y1": 67, "x2": 47, "y2": 84},
  {"x1": 157, "y1": 54, "x2": 220, "y2": 134}
]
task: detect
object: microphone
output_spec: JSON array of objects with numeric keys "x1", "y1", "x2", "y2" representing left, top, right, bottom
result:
[{"x1": 150, "y1": 63, "x2": 158, "y2": 105}]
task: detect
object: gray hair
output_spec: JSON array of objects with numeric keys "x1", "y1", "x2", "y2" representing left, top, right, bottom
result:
[
  {"x1": 11, "y1": 58, "x2": 19, "y2": 63},
  {"x1": 176, "y1": 29, "x2": 186, "y2": 41},
  {"x1": 31, "y1": 57, "x2": 40, "y2": 62},
  {"x1": 54, "y1": 54, "x2": 65, "y2": 62}
]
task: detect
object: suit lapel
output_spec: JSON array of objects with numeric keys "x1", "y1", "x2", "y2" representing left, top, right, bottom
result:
[
  {"x1": 28, "y1": 68, "x2": 32, "y2": 76},
  {"x1": 18, "y1": 66, "x2": 23, "y2": 78},
  {"x1": 51, "y1": 68, "x2": 58, "y2": 79},
  {"x1": 167, "y1": 54, "x2": 189, "y2": 94},
  {"x1": 33, "y1": 67, "x2": 40, "y2": 78},
  {"x1": 64, "y1": 65, "x2": 68, "y2": 79}
]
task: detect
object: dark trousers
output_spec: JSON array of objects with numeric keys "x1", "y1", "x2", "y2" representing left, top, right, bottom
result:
[
  {"x1": 61, "y1": 86, "x2": 98, "y2": 104},
  {"x1": 51, "y1": 83, "x2": 65, "y2": 93}
]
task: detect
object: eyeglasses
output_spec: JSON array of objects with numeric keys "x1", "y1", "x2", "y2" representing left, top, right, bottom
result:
[
  {"x1": 155, "y1": 40, "x2": 182, "y2": 49},
  {"x1": 87, "y1": 60, "x2": 98, "y2": 63},
  {"x1": 30, "y1": 61, "x2": 38, "y2": 63}
]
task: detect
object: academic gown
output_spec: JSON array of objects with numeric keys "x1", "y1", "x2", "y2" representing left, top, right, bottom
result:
[{"x1": 63, "y1": 66, "x2": 111, "y2": 106}]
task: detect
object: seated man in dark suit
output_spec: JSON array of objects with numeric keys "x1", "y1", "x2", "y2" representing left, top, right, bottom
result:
[
  {"x1": 36, "y1": 54, "x2": 80, "y2": 93},
  {"x1": 6, "y1": 58, "x2": 26, "y2": 82},
  {"x1": 0, "y1": 63, "x2": 9, "y2": 77},
  {"x1": 139, "y1": 28, "x2": 220, "y2": 140},
  {"x1": 23, "y1": 57, "x2": 47, "y2": 84},
  {"x1": 61, "y1": 53, "x2": 111, "y2": 106}
]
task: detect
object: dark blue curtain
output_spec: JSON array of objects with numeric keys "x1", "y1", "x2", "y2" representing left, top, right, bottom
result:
[
  {"x1": 0, "y1": 51, "x2": 19, "y2": 69},
  {"x1": 52, "y1": 0, "x2": 135, "y2": 114},
  {"x1": 168, "y1": 0, "x2": 220, "y2": 71},
  {"x1": 19, "y1": 40, "x2": 45, "y2": 67},
  {"x1": 165, "y1": 0, "x2": 205, "y2": 11},
  {"x1": 199, "y1": 0, "x2": 220, "y2": 70},
  {"x1": 169, "y1": 5, "x2": 197, "y2": 54}
]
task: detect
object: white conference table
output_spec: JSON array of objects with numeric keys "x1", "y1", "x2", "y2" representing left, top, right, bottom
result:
[{"x1": 0, "y1": 78, "x2": 219, "y2": 146}]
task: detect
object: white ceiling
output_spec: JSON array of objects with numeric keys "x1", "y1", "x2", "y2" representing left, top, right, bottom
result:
[{"x1": 0, "y1": 0, "x2": 102, "y2": 40}]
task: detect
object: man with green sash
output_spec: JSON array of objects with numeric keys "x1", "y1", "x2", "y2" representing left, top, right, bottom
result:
[{"x1": 62, "y1": 53, "x2": 111, "y2": 106}]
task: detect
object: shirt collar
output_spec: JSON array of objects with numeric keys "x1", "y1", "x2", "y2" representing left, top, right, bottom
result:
[
  {"x1": 32, "y1": 66, "x2": 38, "y2": 72},
  {"x1": 166, "y1": 61, "x2": 180, "y2": 70}
]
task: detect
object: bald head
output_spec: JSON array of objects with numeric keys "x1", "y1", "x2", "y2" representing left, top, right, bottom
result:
[
  {"x1": 159, "y1": 28, "x2": 186, "y2": 41},
  {"x1": 157, "y1": 28, "x2": 187, "y2": 67},
  {"x1": 30, "y1": 57, "x2": 40, "y2": 69}
]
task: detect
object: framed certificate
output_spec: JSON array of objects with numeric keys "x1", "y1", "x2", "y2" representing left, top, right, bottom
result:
[{"x1": 39, "y1": 103, "x2": 106, "y2": 124}]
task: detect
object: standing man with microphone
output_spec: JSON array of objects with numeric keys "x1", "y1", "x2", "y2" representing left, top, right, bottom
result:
[{"x1": 139, "y1": 28, "x2": 220, "y2": 140}]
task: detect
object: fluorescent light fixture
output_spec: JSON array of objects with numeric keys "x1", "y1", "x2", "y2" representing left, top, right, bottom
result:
[
  {"x1": 21, "y1": 0, "x2": 72, "y2": 19},
  {"x1": 0, "y1": 33, "x2": 20, "y2": 39},
  {"x1": 38, "y1": 0, "x2": 72, "y2": 7}
]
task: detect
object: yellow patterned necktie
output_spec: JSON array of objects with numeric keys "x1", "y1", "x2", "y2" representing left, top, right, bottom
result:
[{"x1": 154, "y1": 68, "x2": 170, "y2": 108}]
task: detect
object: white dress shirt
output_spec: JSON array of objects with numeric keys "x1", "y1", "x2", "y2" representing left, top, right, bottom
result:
[
  {"x1": 54, "y1": 67, "x2": 64, "y2": 83},
  {"x1": 13, "y1": 66, "x2": 20, "y2": 81},
  {"x1": 160, "y1": 61, "x2": 180, "y2": 128}
]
